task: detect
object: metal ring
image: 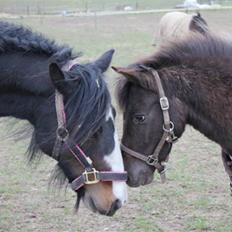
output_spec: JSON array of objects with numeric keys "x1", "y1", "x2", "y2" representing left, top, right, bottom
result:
[
  {"x1": 146, "y1": 155, "x2": 158, "y2": 166},
  {"x1": 163, "y1": 121, "x2": 174, "y2": 133},
  {"x1": 56, "y1": 127, "x2": 69, "y2": 141}
]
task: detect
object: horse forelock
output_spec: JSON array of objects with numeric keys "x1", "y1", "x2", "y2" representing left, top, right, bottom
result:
[{"x1": 64, "y1": 63, "x2": 111, "y2": 145}]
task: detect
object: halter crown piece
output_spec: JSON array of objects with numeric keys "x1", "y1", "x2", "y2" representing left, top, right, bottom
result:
[
  {"x1": 52, "y1": 61, "x2": 127, "y2": 191},
  {"x1": 121, "y1": 66, "x2": 178, "y2": 183}
]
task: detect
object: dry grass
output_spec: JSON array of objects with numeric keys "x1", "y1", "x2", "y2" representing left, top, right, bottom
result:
[{"x1": 1, "y1": 10, "x2": 232, "y2": 232}]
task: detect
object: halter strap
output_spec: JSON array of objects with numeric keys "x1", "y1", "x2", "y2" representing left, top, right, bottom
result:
[
  {"x1": 52, "y1": 63, "x2": 127, "y2": 191},
  {"x1": 71, "y1": 171, "x2": 128, "y2": 191},
  {"x1": 121, "y1": 66, "x2": 178, "y2": 183},
  {"x1": 52, "y1": 90, "x2": 69, "y2": 159}
]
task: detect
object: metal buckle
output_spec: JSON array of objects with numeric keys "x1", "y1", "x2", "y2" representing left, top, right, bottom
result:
[
  {"x1": 56, "y1": 127, "x2": 69, "y2": 141},
  {"x1": 163, "y1": 121, "x2": 175, "y2": 133},
  {"x1": 171, "y1": 134, "x2": 178, "y2": 143},
  {"x1": 83, "y1": 168, "x2": 99, "y2": 184},
  {"x1": 160, "y1": 97, "x2": 169, "y2": 110},
  {"x1": 146, "y1": 155, "x2": 158, "y2": 166}
]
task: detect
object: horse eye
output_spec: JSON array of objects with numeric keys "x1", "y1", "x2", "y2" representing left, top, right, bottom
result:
[
  {"x1": 133, "y1": 114, "x2": 146, "y2": 124},
  {"x1": 97, "y1": 126, "x2": 103, "y2": 134},
  {"x1": 90, "y1": 126, "x2": 103, "y2": 139},
  {"x1": 112, "y1": 107, "x2": 116, "y2": 118}
]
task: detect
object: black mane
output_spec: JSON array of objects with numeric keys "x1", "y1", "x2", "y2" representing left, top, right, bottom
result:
[
  {"x1": 0, "y1": 21, "x2": 111, "y2": 159},
  {"x1": 0, "y1": 21, "x2": 77, "y2": 64},
  {"x1": 64, "y1": 63, "x2": 111, "y2": 145}
]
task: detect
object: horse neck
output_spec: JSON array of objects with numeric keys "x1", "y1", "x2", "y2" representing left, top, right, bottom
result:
[
  {"x1": 0, "y1": 52, "x2": 54, "y2": 96},
  {"x1": 0, "y1": 93, "x2": 42, "y2": 124},
  {"x1": 0, "y1": 52, "x2": 56, "y2": 125},
  {"x1": 160, "y1": 66, "x2": 232, "y2": 149}
]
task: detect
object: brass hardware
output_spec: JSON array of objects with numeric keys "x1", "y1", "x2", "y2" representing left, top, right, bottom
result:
[{"x1": 83, "y1": 168, "x2": 99, "y2": 184}]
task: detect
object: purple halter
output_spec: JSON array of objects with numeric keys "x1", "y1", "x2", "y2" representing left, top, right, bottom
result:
[{"x1": 52, "y1": 61, "x2": 127, "y2": 191}]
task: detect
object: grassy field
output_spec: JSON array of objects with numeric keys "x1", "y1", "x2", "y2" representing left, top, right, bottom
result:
[
  {"x1": 0, "y1": 0, "x2": 219, "y2": 14},
  {"x1": 1, "y1": 10, "x2": 232, "y2": 232},
  {"x1": 1, "y1": 0, "x2": 232, "y2": 14}
]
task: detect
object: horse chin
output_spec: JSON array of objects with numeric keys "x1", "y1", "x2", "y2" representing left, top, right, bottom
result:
[
  {"x1": 81, "y1": 185, "x2": 121, "y2": 216},
  {"x1": 127, "y1": 174, "x2": 153, "y2": 187},
  {"x1": 74, "y1": 188, "x2": 98, "y2": 214},
  {"x1": 82, "y1": 193, "x2": 111, "y2": 216}
]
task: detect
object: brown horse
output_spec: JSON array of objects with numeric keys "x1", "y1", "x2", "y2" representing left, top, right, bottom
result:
[{"x1": 113, "y1": 32, "x2": 232, "y2": 195}]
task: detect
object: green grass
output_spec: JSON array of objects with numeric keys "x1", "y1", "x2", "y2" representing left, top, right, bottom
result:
[
  {"x1": 128, "y1": 217, "x2": 164, "y2": 232},
  {"x1": 184, "y1": 216, "x2": 211, "y2": 231}
]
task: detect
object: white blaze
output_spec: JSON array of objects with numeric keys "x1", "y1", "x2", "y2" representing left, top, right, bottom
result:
[{"x1": 104, "y1": 109, "x2": 128, "y2": 205}]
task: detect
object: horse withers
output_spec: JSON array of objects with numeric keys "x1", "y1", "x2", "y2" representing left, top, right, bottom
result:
[
  {"x1": 0, "y1": 21, "x2": 127, "y2": 216},
  {"x1": 113, "y1": 32, "x2": 232, "y2": 194}
]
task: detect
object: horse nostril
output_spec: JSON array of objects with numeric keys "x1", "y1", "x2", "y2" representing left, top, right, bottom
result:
[
  {"x1": 106, "y1": 199, "x2": 122, "y2": 216},
  {"x1": 113, "y1": 199, "x2": 122, "y2": 211}
]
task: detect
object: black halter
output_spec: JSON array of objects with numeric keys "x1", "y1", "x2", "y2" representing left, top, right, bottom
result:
[
  {"x1": 52, "y1": 67, "x2": 127, "y2": 191},
  {"x1": 121, "y1": 66, "x2": 178, "y2": 182}
]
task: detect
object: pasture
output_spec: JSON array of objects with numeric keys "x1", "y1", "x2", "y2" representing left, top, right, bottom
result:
[
  {"x1": 1, "y1": 10, "x2": 232, "y2": 232},
  {"x1": 0, "y1": 0, "x2": 189, "y2": 14}
]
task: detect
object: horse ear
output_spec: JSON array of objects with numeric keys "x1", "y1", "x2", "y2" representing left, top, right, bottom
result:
[
  {"x1": 112, "y1": 66, "x2": 136, "y2": 76},
  {"x1": 189, "y1": 13, "x2": 208, "y2": 34},
  {"x1": 94, "y1": 49, "x2": 115, "y2": 72},
  {"x1": 49, "y1": 63, "x2": 66, "y2": 93},
  {"x1": 112, "y1": 66, "x2": 141, "y2": 84},
  {"x1": 49, "y1": 63, "x2": 65, "y2": 83}
]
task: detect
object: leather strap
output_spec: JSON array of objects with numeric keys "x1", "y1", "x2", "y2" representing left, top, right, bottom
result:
[
  {"x1": 65, "y1": 141, "x2": 93, "y2": 171},
  {"x1": 52, "y1": 91, "x2": 68, "y2": 159},
  {"x1": 151, "y1": 69, "x2": 171, "y2": 130},
  {"x1": 52, "y1": 63, "x2": 128, "y2": 191},
  {"x1": 98, "y1": 172, "x2": 128, "y2": 181},
  {"x1": 147, "y1": 69, "x2": 172, "y2": 169},
  {"x1": 71, "y1": 171, "x2": 128, "y2": 191},
  {"x1": 121, "y1": 66, "x2": 178, "y2": 183},
  {"x1": 121, "y1": 144, "x2": 148, "y2": 162}
]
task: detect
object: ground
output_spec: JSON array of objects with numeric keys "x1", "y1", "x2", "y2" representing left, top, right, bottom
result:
[{"x1": 0, "y1": 10, "x2": 232, "y2": 232}]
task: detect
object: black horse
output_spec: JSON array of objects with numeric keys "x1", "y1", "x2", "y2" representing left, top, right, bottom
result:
[
  {"x1": 0, "y1": 21, "x2": 127, "y2": 216},
  {"x1": 114, "y1": 32, "x2": 232, "y2": 194}
]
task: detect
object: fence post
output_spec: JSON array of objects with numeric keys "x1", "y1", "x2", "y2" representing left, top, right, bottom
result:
[
  {"x1": 85, "y1": 1, "x2": 88, "y2": 12},
  {"x1": 135, "y1": 2, "x2": 138, "y2": 10},
  {"x1": 37, "y1": 3, "x2": 41, "y2": 15},
  {"x1": 26, "y1": 5, "x2": 30, "y2": 15},
  {"x1": 94, "y1": 11, "x2": 97, "y2": 30}
]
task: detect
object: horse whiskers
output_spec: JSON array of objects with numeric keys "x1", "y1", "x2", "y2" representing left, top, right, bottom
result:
[
  {"x1": 49, "y1": 164, "x2": 69, "y2": 192},
  {"x1": 75, "y1": 187, "x2": 85, "y2": 212}
]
